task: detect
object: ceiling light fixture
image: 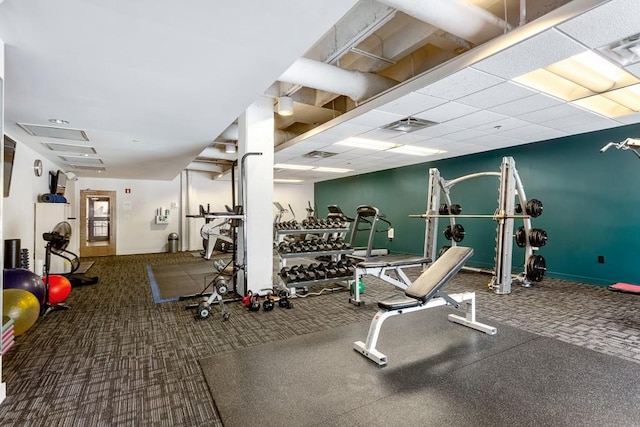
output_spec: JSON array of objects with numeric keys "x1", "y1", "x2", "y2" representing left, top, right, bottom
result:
[
  {"x1": 224, "y1": 142, "x2": 236, "y2": 154},
  {"x1": 273, "y1": 163, "x2": 314, "y2": 171},
  {"x1": 276, "y1": 96, "x2": 294, "y2": 116},
  {"x1": 387, "y1": 146, "x2": 445, "y2": 156},
  {"x1": 313, "y1": 166, "x2": 353, "y2": 173},
  {"x1": 335, "y1": 137, "x2": 398, "y2": 150},
  {"x1": 274, "y1": 178, "x2": 304, "y2": 183},
  {"x1": 48, "y1": 118, "x2": 69, "y2": 125},
  {"x1": 513, "y1": 50, "x2": 640, "y2": 118}
]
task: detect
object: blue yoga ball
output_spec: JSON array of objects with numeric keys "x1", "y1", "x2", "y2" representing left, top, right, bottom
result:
[{"x1": 3, "y1": 268, "x2": 46, "y2": 305}]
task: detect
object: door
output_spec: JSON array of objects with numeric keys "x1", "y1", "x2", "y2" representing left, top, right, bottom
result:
[{"x1": 80, "y1": 190, "x2": 116, "y2": 257}]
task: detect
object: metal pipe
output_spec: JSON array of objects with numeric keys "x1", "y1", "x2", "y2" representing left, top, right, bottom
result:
[
  {"x1": 444, "y1": 171, "x2": 500, "y2": 188},
  {"x1": 520, "y1": 0, "x2": 527, "y2": 26},
  {"x1": 239, "y1": 152, "x2": 262, "y2": 292}
]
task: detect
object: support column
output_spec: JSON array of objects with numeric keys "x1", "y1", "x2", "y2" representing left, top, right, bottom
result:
[{"x1": 236, "y1": 96, "x2": 274, "y2": 295}]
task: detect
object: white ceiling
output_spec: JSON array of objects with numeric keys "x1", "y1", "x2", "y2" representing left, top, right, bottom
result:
[{"x1": 1, "y1": 0, "x2": 640, "y2": 183}]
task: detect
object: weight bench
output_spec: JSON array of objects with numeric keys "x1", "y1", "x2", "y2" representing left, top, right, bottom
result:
[
  {"x1": 353, "y1": 246, "x2": 497, "y2": 366},
  {"x1": 349, "y1": 255, "x2": 431, "y2": 306}
]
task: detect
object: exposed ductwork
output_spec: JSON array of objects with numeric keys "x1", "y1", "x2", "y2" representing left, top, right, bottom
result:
[
  {"x1": 279, "y1": 57, "x2": 398, "y2": 102},
  {"x1": 376, "y1": 0, "x2": 512, "y2": 45}
]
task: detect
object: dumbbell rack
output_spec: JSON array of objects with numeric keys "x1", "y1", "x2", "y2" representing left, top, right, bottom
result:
[{"x1": 276, "y1": 227, "x2": 353, "y2": 290}]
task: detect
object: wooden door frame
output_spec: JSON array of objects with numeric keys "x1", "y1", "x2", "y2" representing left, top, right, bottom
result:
[{"x1": 80, "y1": 190, "x2": 117, "y2": 257}]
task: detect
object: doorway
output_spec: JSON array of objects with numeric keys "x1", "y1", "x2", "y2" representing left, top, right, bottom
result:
[{"x1": 80, "y1": 190, "x2": 116, "y2": 257}]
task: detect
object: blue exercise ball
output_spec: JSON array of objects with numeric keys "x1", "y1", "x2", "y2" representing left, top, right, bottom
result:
[{"x1": 3, "y1": 268, "x2": 46, "y2": 306}]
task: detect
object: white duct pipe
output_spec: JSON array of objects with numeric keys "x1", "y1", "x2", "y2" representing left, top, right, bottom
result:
[
  {"x1": 377, "y1": 0, "x2": 512, "y2": 45},
  {"x1": 279, "y1": 57, "x2": 397, "y2": 102}
]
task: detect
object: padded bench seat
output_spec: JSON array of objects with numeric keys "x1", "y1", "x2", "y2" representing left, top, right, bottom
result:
[{"x1": 377, "y1": 295, "x2": 422, "y2": 310}]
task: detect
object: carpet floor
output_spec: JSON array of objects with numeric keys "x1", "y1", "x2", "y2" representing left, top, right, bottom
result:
[{"x1": 0, "y1": 251, "x2": 638, "y2": 426}]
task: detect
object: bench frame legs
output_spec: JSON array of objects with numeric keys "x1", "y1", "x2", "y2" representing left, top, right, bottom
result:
[{"x1": 353, "y1": 292, "x2": 497, "y2": 366}]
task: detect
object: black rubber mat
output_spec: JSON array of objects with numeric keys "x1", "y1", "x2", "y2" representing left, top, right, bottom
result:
[{"x1": 200, "y1": 306, "x2": 640, "y2": 427}]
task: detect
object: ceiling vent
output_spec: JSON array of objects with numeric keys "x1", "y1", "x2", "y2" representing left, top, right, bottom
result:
[
  {"x1": 381, "y1": 117, "x2": 438, "y2": 132},
  {"x1": 19, "y1": 123, "x2": 89, "y2": 141},
  {"x1": 42, "y1": 142, "x2": 97, "y2": 154},
  {"x1": 598, "y1": 33, "x2": 640, "y2": 66},
  {"x1": 303, "y1": 150, "x2": 337, "y2": 159},
  {"x1": 59, "y1": 156, "x2": 103, "y2": 164},
  {"x1": 69, "y1": 165, "x2": 106, "y2": 172}
]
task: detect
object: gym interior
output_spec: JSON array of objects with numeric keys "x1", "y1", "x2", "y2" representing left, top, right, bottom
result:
[{"x1": 1, "y1": 1, "x2": 640, "y2": 425}]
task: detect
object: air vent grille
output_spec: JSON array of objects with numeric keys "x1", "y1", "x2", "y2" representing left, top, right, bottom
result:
[
  {"x1": 303, "y1": 150, "x2": 337, "y2": 159},
  {"x1": 381, "y1": 117, "x2": 438, "y2": 132},
  {"x1": 69, "y1": 165, "x2": 106, "y2": 172},
  {"x1": 42, "y1": 142, "x2": 97, "y2": 154},
  {"x1": 59, "y1": 156, "x2": 103, "y2": 164},
  {"x1": 19, "y1": 123, "x2": 89, "y2": 141}
]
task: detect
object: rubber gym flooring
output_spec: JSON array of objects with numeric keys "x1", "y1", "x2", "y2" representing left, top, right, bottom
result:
[{"x1": 0, "y1": 251, "x2": 639, "y2": 426}]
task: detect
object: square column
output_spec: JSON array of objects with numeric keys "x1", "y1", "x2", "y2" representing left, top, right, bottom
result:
[{"x1": 237, "y1": 96, "x2": 274, "y2": 295}]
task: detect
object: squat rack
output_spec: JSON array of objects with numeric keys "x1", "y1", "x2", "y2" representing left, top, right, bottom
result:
[{"x1": 416, "y1": 156, "x2": 545, "y2": 294}]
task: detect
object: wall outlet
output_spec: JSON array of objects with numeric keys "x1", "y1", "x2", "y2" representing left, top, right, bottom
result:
[{"x1": 598, "y1": 255, "x2": 605, "y2": 264}]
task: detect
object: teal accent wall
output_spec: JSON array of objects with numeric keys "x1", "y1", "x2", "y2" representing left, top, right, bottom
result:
[{"x1": 315, "y1": 123, "x2": 640, "y2": 286}]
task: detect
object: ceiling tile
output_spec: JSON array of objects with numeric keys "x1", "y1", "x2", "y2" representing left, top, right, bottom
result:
[
  {"x1": 468, "y1": 134, "x2": 524, "y2": 148},
  {"x1": 516, "y1": 103, "x2": 585, "y2": 123},
  {"x1": 472, "y1": 29, "x2": 587, "y2": 79},
  {"x1": 474, "y1": 117, "x2": 531, "y2": 133},
  {"x1": 540, "y1": 112, "x2": 606, "y2": 131},
  {"x1": 358, "y1": 128, "x2": 405, "y2": 140},
  {"x1": 496, "y1": 124, "x2": 568, "y2": 142},
  {"x1": 561, "y1": 116, "x2": 622, "y2": 135},
  {"x1": 413, "y1": 101, "x2": 480, "y2": 123},
  {"x1": 412, "y1": 124, "x2": 463, "y2": 138},
  {"x1": 376, "y1": 92, "x2": 447, "y2": 116},
  {"x1": 347, "y1": 109, "x2": 405, "y2": 127},
  {"x1": 441, "y1": 128, "x2": 488, "y2": 142},
  {"x1": 557, "y1": 0, "x2": 640, "y2": 49},
  {"x1": 455, "y1": 82, "x2": 539, "y2": 109},
  {"x1": 615, "y1": 111, "x2": 640, "y2": 125},
  {"x1": 446, "y1": 110, "x2": 508, "y2": 128},
  {"x1": 323, "y1": 122, "x2": 370, "y2": 138},
  {"x1": 415, "y1": 68, "x2": 504, "y2": 100},
  {"x1": 488, "y1": 93, "x2": 563, "y2": 116}
]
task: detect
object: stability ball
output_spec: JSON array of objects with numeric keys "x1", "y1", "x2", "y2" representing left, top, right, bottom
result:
[
  {"x1": 3, "y1": 268, "x2": 46, "y2": 305},
  {"x1": 45, "y1": 275, "x2": 72, "y2": 305},
  {"x1": 3, "y1": 289, "x2": 40, "y2": 336}
]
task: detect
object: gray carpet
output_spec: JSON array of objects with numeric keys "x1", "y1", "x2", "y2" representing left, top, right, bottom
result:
[{"x1": 200, "y1": 307, "x2": 640, "y2": 427}]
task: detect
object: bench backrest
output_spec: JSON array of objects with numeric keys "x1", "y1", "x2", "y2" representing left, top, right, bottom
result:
[{"x1": 405, "y1": 246, "x2": 473, "y2": 303}]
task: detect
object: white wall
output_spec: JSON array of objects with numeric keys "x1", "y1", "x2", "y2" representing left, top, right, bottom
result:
[
  {"x1": 3, "y1": 136, "x2": 70, "y2": 265},
  {"x1": 74, "y1": 176, "x2": 180, "y2": 255},
  {"x1": 183, "y1": 171, "x2": 236, "y2": 251},
  {"x1": 2, "y1": 143, "x2": 315, "y2": 258},
  {"x1": 273, "y1": 183, "x2": 315, "y2": 223}
]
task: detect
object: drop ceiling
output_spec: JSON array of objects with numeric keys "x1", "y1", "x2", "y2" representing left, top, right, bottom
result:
[{"x1": 1, "y1": 0, "x2": 639, "y2": 183}]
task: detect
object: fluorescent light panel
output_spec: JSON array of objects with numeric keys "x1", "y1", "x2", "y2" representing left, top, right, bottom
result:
[
  {"x1": 313, "y1": 167, "x2": 353, "y2": 173},
  {"x1": 335, "y1": 137, "x2": 398, "y2": 150},
  {"x1": 514, "y1": 51, "x2": 640, "y2": 118},
  {"x1": 273, "y1": 163, "x2": 314, "y2": 170},
  {"x1": 274, "y1": 178, "x2": 304, "y2": 183},
  {"x1": 387, "y1": 145, "x2": 445, "y2": 156}
]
